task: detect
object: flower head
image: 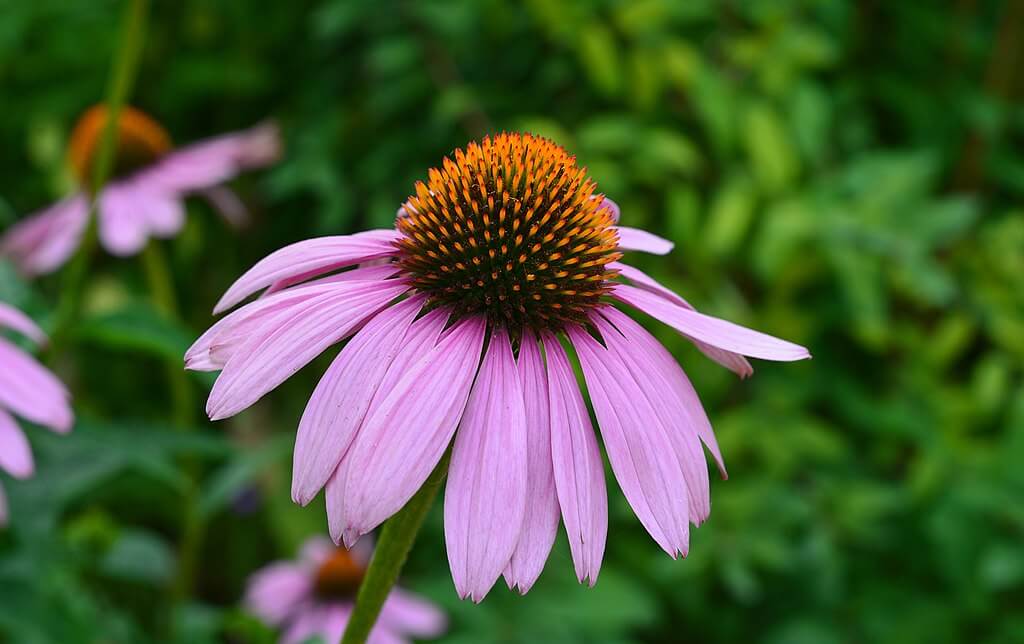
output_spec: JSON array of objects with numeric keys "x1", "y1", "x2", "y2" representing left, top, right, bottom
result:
[
  {"x1": 1, "y1": 105, "x2": 280, "y2": 276},
  {"x1": 0, "y1": 302, "x2": 74, "y2": 525},
  {"x1": 245, "y1": 537, "x2": 445, "y2": 644},
  {"x1": 189, "y1": 133, "x2": 810, "y2": 601}
]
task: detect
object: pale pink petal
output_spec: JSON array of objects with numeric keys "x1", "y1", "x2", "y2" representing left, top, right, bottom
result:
[
  {"x1": 298, "y1": 536, "x2": 337, "y2": 568},
  {"x1": 598, "y1": 197, "x2": 620, "y2": 223},
  {"x1": 614, "y1": 225, "x2": 674, "y2": 255},
  {"x1": 291, "y1": 295, "x2": 425, "y2": 505},
  {"x1": 542, "y1": 333, "x2": 607, "y2": 585},
  {"x1": 380, "y1": 588, "x2": 447, "y2": 638},
  {"x1": 139, "y1": 190, "x2": 185, "y2": 238},
  {"x1": 445, "y1": 326, "x2": 528, "y2": 602},
  {"x1": 504, "y1": 331, "x2": 560, "y2": 594},
  {"x1": 98, "y1": 182, "x2": 149, "y2": 256},
  {"x1": 0, "y1": 409, "x2": 33, "y2": 479},
  {"x1": 0, "y1": 338, "x2": 73, "y2": 433},
  {"x1": 0, "y1": 303, "x2": 45, "y2": 344},
  {"x1": 243, "y1": 562, "x2": 311, "y2": 626},
  {"x1": 567, "y1": 323, "x2": 690, "y2": 557},
  {"x1": 200, "y1": 186, "x2": 248, "y2": 227},
  {"x1": 213, "y1": 230, "x2": 401, "y2": 314},
  {"x1": 1, "y1": 194, "x2": 89, "y2": 276},
  {"x1": 264, "y1": 262, "x2": 400, "y2": 298},
  {"x1": 185, "y1": 265, "x2": 401, "y2": 371},
  {"x1": 329, "y1": 316, "x2": 486, "y2": 547},
  {"x1": 613, "y1": 284, "x2": 811, "y2": 362},
  {"x1": 137, "y1": 122, "x2": 281, "y2": 195},
  {"x1": 282, "y1": 604, "x2": 331, "y2": 644},
  {"x1": 610, "y1": 262, "x2": 753, "y2": 378},
  {"x1": 320, "y1": 605, "x2": 354, "y2": 644},
  {"x1": 594, "y1": 311, "x2": 710, "y2": 524},
  {"x1": 206, "y1": 280, "x2": 409, "y2": 420},
  {"x1": 603, "y1": 306, "x2": 726, "y2": 478}
]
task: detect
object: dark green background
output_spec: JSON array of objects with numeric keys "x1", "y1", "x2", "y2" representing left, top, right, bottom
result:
[{"x1": 1, "y1": 1, "x2": 1022, "y2": 642}]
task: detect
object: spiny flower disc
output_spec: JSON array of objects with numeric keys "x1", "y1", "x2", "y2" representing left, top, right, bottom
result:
[
  {"x1": 69, "y1": 105, "x2": 172, "y2": 186},
  {"x1": 313, "y1": 548, "x2": 365, "y2": 600},
  {"x1": 396, "y1": 132, "x2": 621, "y2": 331}
]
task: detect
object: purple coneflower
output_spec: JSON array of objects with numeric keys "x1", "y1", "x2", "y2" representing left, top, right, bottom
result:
[
  {"x1": 188, "y1": 133, "x2": 810, "y2": 601},
  {"x1": 1, "y1": 105, "x2": 280, "y2": 276},
  {"x1": 245, "y1": 537, "x2": 445, "y2": 644},
  {"x1": 0, "y1": 302, "x2": 73, "y2": 524}
]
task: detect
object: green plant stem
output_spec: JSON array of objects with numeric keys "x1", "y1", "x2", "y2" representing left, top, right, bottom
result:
[
  {"x1": 341, "y1": 451, "x2": 452, "y2": 644},
  {"x1": 48, "y1": 0, "x2": 149, "y2": 360}
]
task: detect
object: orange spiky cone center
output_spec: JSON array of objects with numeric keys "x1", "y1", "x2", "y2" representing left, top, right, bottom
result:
[{"x1": 68, "y1": 104, "x2": 172, "y2": 186}]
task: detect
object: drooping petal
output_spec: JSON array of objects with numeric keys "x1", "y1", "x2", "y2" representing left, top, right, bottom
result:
[
  {"x1": 504, "y1": 331, "x2": 560, "y2": 594},
  {"x1": 185, "y1": 265, "x2": 401, "y2": 371},
  {"x1": 282, "y1": 604, "x2": 330, "y2": 644},
  {"x1": 0, "y1": 194, "x2": 89, "y2": 276},
  {"x1": 243, "y1": 562, "x2": 312, "y2": 626},
  {"x1": 614, "y1": 226, "x2": 674, "y2": 255},
  {"x1": 213, "y1": 230, "x2": 401, "y2": 313},
  {"x1": 445, "y1": 326, "x2": 528, "y2": 602},
  {"x1": 98, "y1": 182, "x2": 149, "y2": 256},
  {"x1": 542, "y1": 333, "x2": 607, "y2": 586},
  {"x1": 379, "y1": 588, "x2": 447, "y2": 638},
  {"x1": 567, "y1": 323, "x2": 690, "y2": 557},
  {"x1": 613, "y1": 284, "x2": 811, "y2": 362},
  {"x1": 0, "y1": 303, "x2": 45, "y2": 344},
  {"x1": 139, "y1": 189, "x2": 186, "y2": 238},
  {"x1": 206, "y1": 280, "x2": 409, "y2": 420},
  {"x1": 291, "y1": 295, "x2": 425, "y2": 505},
  {"x1": 610, "y1": 262, "x2": 753, "y2": 378},
  {"x1": 594, "y1": 311, "x2": 710, "y2": 523},
  {"x1": 264, "y1": 262, "x2": 400, "y2": 298},
  {"x1": 602, "y1": 306, "x2": 726, "y2": 478},
  {"x1": 329, "y1": 316, "x2": 486, "y2": 547},
  {"x1": 199, "y1": 186, "x2": 248, "y2": 228},
  {"x1": 0, "y1": 409, "x2": 34, "y2": 479},
  {"x1": 0, "y1": 338, "x2": 73, "y2": 433}
]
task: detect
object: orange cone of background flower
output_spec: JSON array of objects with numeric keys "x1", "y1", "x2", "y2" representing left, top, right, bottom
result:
[
  {"x1": 188, "y1": 133, "x2": 811, "y2": 601},
  {"x1": 1, "y1": 105, "x2": 280, "y2": 276}
]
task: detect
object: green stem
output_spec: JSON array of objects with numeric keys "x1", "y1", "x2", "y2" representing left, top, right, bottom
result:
[
  {"x1": 341, "y1": 452, "x2": 452, "y2": 644},
  {"x1": 48, "y1": 0, "x2": 149, "y2": 359}
]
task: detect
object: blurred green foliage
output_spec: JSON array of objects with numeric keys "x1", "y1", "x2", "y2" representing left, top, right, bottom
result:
[{"x1": 1, "y1": 0, "x2": 1023, "y2": 642}]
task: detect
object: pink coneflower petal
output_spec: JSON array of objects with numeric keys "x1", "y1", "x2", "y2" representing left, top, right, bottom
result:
[
  {"x1": 206, "y1": 280, "x2": 409, "y2": 420},
  {"x1": 213, "y1": 230, "x2": 401, "y2": 313},
  {"x1": 610, "y1": 261, "x2": 754, "y2": 378},
  {"x1": 445, "y1": 326, "x2": 528, "y2": 602},
  {"x1": 593, "y1": 312, "x2": 710, "y2": 524},
  {"x1": 200, "y1": 186, "x2": 249, "y2": 227},
  {"x1": 0, "y1": 303, "x2": 46, "y2": 344},
  {"x1": 0, "y1": 409, "x2": 34, "y2": 479},
  {"x1": 98, "y1": 183, "x2": 150, "y2": 256},
  {"x1": 291, "y1": 295, "x2": 425, "y2": 505},
  {"x1": 568, "y1": 323, "x2": 690, "y2": 558},
  {"x1": 379, "y1": 588, "x2": 448, "y2": 638},
  {"x1": 0, "y1": 194, "x2": 89, "y2": 277},
  {"x1": 613, "y1": 226, "x2": 674, "y2": 255},
  {"x1": 140, "y1": 189, "x2": 186, "y2": 238},
  {"x1": 503, "y1": 331, "x2": 560, "y2": 594},
  {"x1": 613, "y1": 283, "x2": 811, "y2": 362},
  {"x1": 281, "y1": 604, "x2": 330, "y2": 644},
  {"x1": 264, "y1": 262, "x2": 400, "y2": 299},
  {"x1": 244, "y1": 562, "x2": 312, "y2": 626},
  {"x1": 542, "y1": 333, "x2": 608, "y2": 586},
  {"x1": 186, "y1": 265, "x2": 401, "y2": 371},
  {"x1": 330, "y1": 316, "x2": 486, "y2": 547},
  {"x1": 602, "y1": 307, "x2": 727, "y2": 479},
  {"x1": 0, "y1": 338, "x2": 72, "y2": 433}
]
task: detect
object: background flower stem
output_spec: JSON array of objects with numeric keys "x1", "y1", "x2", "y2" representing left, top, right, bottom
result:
[
  {"x1": 49, "y1": 0, "x2": 149, "y2": 358},
  {"x1": 341, "y1": 451, "x2": 452, "y2": 644}
]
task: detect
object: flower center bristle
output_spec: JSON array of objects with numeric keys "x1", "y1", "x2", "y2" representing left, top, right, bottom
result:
[
  {"x1": 68, "y1": 105, "x2": 172, "y2": 186},
  {"x1": 396, "y1": 132, "x2": 621, "y2": 331},
  {"x1": 313, "y1": 548, "x2": 365, "y2": 601}
]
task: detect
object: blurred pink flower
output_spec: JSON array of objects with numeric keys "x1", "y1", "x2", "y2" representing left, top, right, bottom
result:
[
  {"x1": 0, "y1": 302, "x2": 73, "y2": 525},
  {"x1": 1, "y1": 105, "x2": 280, "y2": 276},
  {"x1": 245, "y1": 536, "x2": 446, "y2": 644},
  {"x1": 188, "y1": 133, "x2": 810, "y2": 601}
]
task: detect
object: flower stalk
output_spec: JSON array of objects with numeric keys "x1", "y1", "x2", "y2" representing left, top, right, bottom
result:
[{"x1": 341, "y1": 451, "x2": 451, "y2": 644}]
